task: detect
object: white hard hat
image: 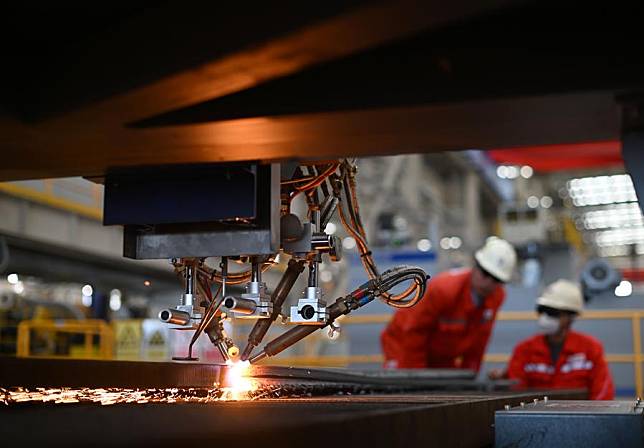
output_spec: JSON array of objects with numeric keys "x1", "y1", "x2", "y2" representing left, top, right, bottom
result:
[
  {"x1": 536, "y1": 279, "x2": 584, "y2": 314},
  {"x1": 474, "y1": 236, "x2": 516, "y2": 283}
]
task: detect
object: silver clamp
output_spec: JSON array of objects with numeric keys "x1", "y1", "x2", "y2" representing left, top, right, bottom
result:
[
  {"x1": 289, "y1": 286, "x2": 328, "y2": 325},
  {"x1": 223, "y1": 281, "x2": 273, "y2": 319}
]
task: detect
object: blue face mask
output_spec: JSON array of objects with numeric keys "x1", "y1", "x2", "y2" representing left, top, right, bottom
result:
[{"x1": 537, "y1": 313, "x2": 560, "y2": 335}]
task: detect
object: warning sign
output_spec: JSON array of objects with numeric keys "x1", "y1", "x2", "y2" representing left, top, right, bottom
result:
[
  {"x1": 148, "y1": 331, "x2": 165, "y2": 346},
  {"x1": 142, "y1": 319, "x2": 170, "y2": 361},
  {"x1": 113, "y1": 320, "x2": 142, "y2": 360}
]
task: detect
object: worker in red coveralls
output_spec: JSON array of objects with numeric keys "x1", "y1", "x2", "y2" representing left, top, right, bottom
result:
[
  {"x1": 500, "y1": 279, "x2": 614, "y2": 400},
  {"x1": 381, "y1": 237, "x2": 517, "y2": 372}
]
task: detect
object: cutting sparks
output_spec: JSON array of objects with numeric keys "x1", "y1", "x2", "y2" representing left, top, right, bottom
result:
[{"x1": 220, "y1": 360, "x2": 257, "y2": 401}]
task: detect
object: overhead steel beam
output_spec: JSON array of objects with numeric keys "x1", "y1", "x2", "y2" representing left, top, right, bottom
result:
[
  {"x1": 0, "y1": 0, "x2": 524, "y2": 182},
  {"x1": 50, "y1": 0, "x2": 512, "y2": 125},
  {"x1": 0, "y1": 92, "x2": 619, "y2": 181}
]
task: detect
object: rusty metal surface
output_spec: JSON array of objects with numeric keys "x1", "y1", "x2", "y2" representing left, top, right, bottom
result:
[
  {"x1": 0, "y1": 357, "x2": 487, "y2": 392},
  {"x1": 0, "y1": 391, "x2": 585, "y2": 448},
  {"x1": 0, "y1": 357, "x2": 479, "y2": 390},
  {"x1": 0, "y1": 357, "x2": 586, "y2": 447},
  {"x1": 0, "y1": 357, "x2": 228, "y2": 388}
]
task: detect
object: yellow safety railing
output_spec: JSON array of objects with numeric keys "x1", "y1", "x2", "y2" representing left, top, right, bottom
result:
[
  {"x1": 0, "y1": 182, "x2": 103, "y2": 221},
  {"x1": 17, "y1": 319, "x2": 114, "y2": 360},
  {"x1": 268, "y1": 309, "x2": 644, "y2": 397}
]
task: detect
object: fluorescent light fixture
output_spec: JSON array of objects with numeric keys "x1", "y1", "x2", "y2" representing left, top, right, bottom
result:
[
  {"x1": 595, "y1": 227, "x2": 644, "y2": 247},
  {"x1": 581, "y1": 203, "x2": 643, "y2": 230},
  {"x1": 566, "y1": 174, "x2": 638, "y2": 206}
]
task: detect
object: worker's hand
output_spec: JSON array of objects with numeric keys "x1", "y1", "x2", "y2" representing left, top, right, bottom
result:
[{"x1": 487, "y1": 368, "x2": 506, "y2": 380}]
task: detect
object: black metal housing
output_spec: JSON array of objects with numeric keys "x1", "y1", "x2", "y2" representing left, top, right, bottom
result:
[{"x1": 103, "y1": 163, "x2": 280, "y2": 259}]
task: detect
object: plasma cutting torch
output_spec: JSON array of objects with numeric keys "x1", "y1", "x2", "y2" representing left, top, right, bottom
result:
[
  {"x1": 103, "y1": 159, "x2": 429, "y2": 362},
  {"x1": 248, "y1": 266, "x2": 428, "y2": 364}
]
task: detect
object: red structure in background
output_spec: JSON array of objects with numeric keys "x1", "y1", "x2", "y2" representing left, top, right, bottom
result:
[
  {"x1": 622, "y1": 269, "x2": 644, "y2": 283},
  {"x1": 488, "y1": 141, "x2": 623, "y2": 172}
]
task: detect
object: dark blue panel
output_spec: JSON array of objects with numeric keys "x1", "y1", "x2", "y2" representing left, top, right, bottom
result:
[{"x1": 103, "y1": 164, "x2": 257, "y2": 225}]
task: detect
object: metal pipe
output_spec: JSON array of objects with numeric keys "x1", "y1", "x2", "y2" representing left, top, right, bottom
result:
[
  {"x1": 253, "y1": 325, "x2": 319, "y2": 360},
  {"x1": 220, "y1": 256, "x2": 228, "y2": 298},
  {"x1": 248, "y1": 351, "x2": 268, "y2": 364},
  {"x1": 251, "y1": 260, "x2": 260, "y2": 283},
  {"x1": 308, "y1": 261, "x2": 318, "y2": 287},
  {"x1": 224, "y1": 297, "x2": 257, "y2": 315},
  {"x1": 320, "y1": 196, "x2": 339, "y2": 230},
  {"x1": 312, "y1": 209, "x2": 321, "y2": 228},
  {"x1": 241, "y1": 259, "x2": 305, "y2": 360},
  {"x1": 186, "y1": 264, "x2": 194, "y2": 294},
  {"x1": 158, "y1": 309, "x2": 191, "y2": 326},
  {"x1": 183, "y1": 263, "x2": 196, "y2": 306}
]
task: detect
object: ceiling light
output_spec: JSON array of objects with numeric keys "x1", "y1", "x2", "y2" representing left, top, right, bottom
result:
[
  {"x1": 342, "y1": 237, "x2": 356, "y2": 251},
  {"x1": 595, "y1": 227, "x2": 644, "y2": 247},
  {"x1": 320, "y1": 270, "x2": 333, "y2": 283},
  {"x1": 582, "y1": 204, "x2": 643, "y2": 230},
  {"x1": 506, "y1": 166, "x2": 519, "y2": 179},
  {"x1": 81, "y1": 284, "x2": 93, "y2": 296},
  {"x1": 109, "y1": 289, "x2": 122, "y2": 312},
  {"x1": 520, "y1": 165, "x2": 534, "y2": 179},
  {"x1": 527, "y1": 196, "x2": 539, "y2": 208},
  {"x1": 566, "y1": 174, "x2": 638, "y2": 206},
  {"x1": 417, "y1": 238, "x2": 432, "y2": 252},
  {"x1": 597, "y1": 246, "x2": 630, "y2": 257},
  {"x1": 615, "y1": 280, "x2": 633, "y2": 297}
]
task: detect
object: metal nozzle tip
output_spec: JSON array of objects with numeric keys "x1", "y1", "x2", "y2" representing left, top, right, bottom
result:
[
  {"x1": 240, "y1": 344, "x2": 255, "y2": 361},
  {"x1": 249, "y1": 351, "x2": 267, "y2": 364},
  {"x1": 227, "y1": 345, "x2": 240, "y2": 360}
]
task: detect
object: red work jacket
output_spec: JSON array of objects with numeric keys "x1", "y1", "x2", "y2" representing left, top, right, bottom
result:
[
  {"x1": 507, "y1": 331, "x2": 614, "y2": 400},
  {"x1": 380, "y1": 268, "x2": 504, "y2": 372}
]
